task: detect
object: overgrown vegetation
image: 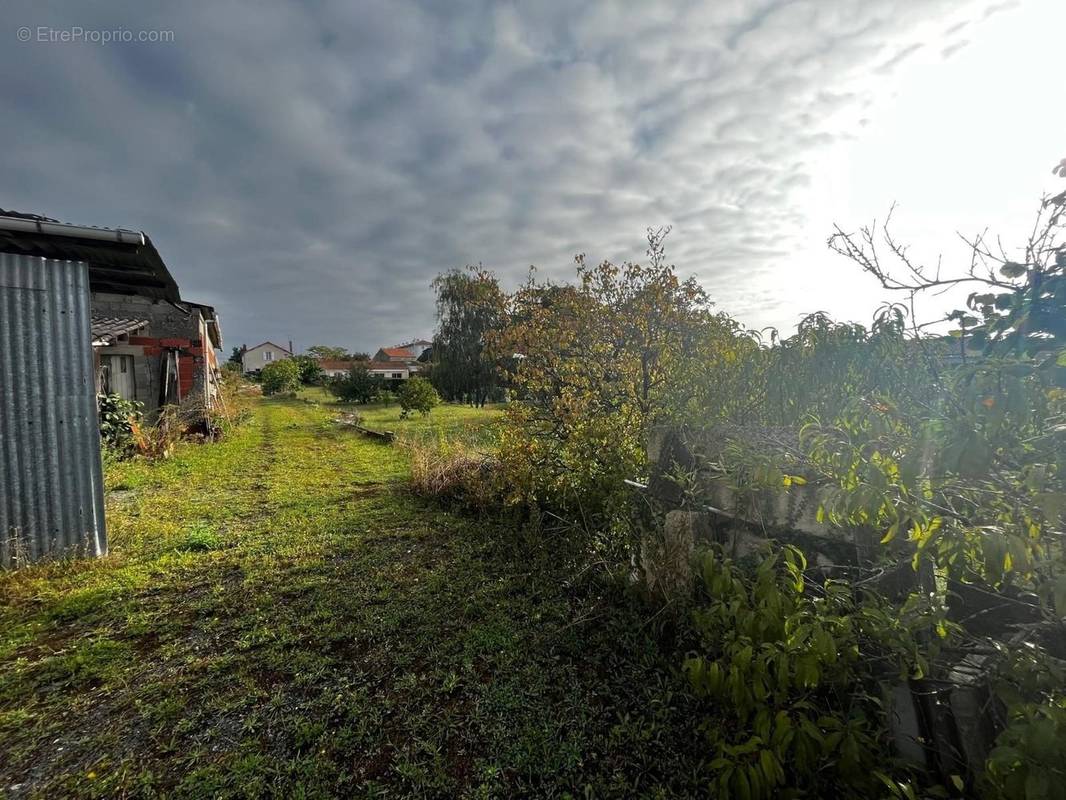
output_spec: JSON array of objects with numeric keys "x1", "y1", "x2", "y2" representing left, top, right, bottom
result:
[
  {"x1": 97, "y1": 392, "x2": 141, "y2": 456},
  {"x1": 415, "y1": 174, "x2": 1066, "y2": 796}
]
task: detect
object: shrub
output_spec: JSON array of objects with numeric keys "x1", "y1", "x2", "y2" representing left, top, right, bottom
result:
[
  {"x1": 97, "y1": 393, "x2": 142, "y2": 456},
  {"x1": 293, "y1": 355, "x2": 324, "y2": 386},
  {"x1": 684, "y1": 545, "x2": 929, "y2": 799},
  {"x1": 260, "y1": 359, "x2": 300, "y2": 395},
  {"x1": 398, "y1": 377, "x2": 440, "y2": 418},
  {"x1": 491, "y1": 229, "x2": 714, "y2": 526},
  {"x1": 328, "y1": 364, "x2": 380, "y2": 403}
]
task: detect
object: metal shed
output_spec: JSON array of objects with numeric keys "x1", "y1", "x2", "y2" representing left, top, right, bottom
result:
[{"x1": 0, "y1": 214, "x2": 180, "y2": 567}]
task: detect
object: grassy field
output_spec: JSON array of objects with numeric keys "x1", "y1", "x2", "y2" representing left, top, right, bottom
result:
[
  {"x1": 0, "y1": 395, "x2": 705, "y2": 799},
  {"x1": 299, "y1": 386, "x2": 505, "y2": 449}
]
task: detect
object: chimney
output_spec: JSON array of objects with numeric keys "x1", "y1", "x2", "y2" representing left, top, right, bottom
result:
[{"x1": 289, "y1": 339, "x2": 294, "y2": 354}]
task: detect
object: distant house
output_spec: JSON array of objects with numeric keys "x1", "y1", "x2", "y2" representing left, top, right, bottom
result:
[
  {"x1": 367, "y1": 361, "x2": 411, "y2": 381},
  {"x1": 241, "y1": 341, "x2": 292, "y2": 375},
  {"x1": 370, "y1": 339, "x2": 431, "y2": 379},
  {"x1": 373, "y1": 339, "x2": 431, "y2": 364},
  {"x1": 318, "y1": 359, "x2": 359, "y2": 378}
]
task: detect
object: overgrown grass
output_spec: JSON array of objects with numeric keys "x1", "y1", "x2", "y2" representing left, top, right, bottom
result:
[{"x1": 0, "y1": 395, "x2": 707, "y2": 798}]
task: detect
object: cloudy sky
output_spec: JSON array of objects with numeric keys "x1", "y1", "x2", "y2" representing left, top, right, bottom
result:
[{"x1": 3, "y1": 0, "x2": 1063, "y2": 354}]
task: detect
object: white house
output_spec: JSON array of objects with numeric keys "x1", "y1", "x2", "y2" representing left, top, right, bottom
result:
[
  {"x1": 242, "y1": 341, "x2": 292, "y2": 374},
  {"x1": 368, "y1": 361, "x2": 411, "y2": 381}
]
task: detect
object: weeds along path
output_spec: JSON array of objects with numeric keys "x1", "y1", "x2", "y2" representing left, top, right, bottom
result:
[{"x1": 0, "y1": 396, "x2": 705, "y2": 799}]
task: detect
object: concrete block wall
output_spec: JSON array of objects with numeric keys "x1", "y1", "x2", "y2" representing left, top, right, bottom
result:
[{"x1": 91, "y1": 292, "x2": 212, "y2": 417}]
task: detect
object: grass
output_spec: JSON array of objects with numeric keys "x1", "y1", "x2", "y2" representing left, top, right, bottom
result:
[
  {"x1": 299, "y1": 385, "x2": 505, "y2": 449},
  {"x1": 0, "y1": 395, "x2": 707, "y2": 798}
]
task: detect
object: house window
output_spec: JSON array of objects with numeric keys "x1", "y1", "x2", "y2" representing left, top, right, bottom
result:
[
  {"x1": 99, "y1": 354, "x2": 136, "y2": 400},
  {"x1": 263, "y1": 350, "x2": 274, "y2": 362},
  {"x1": 392, "y1": 372, "x2": 402, "y2": 379}
]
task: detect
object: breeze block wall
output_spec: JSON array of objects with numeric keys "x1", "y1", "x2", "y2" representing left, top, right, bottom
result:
[{"x1": 90, "y1": 292, "x2": 211, "y2": 417}]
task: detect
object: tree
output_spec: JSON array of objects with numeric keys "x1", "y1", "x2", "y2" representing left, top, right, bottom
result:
[
  {"x1": 292, "y1": 355, "x2": 324, "y2": 385},
  {"x1": 260, "y1": 359, "x2": 300, "y2": 395},
  {"x1": 306, "y1": 345, "x2": 351, "y2": 361},
  {"x1": 491, "y1": 228, "x2": 713, "y2": 522},
  {"x1": 327, "y1": 364, "x2": 381, "y2": 403},
  {"x1": 227, "y1": 346, "x2": 243, "y2": 366},
  {"x1": 431, "y1": 266, "x2": 506, "y2": 407},
  {"x1": 398, "y1": 376, "x2": 440, "y2": 418}
]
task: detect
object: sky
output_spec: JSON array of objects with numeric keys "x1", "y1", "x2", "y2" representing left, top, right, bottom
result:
[{"x1": 2, "y1": 0, "x2": 1064, "y2": 354}]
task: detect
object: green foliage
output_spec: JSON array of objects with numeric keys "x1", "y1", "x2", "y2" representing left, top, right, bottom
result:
[
  {"x1": 955, "y1": 198, "x2": 1066, "y2": 366},
  {"x1": 292, "y1": 355, "x2": 324, "y2": 385},
  {"x1": 684, "y1": 546, "x2": 927, "y2": 799},
  {"x1": 97, "y1": 393, "x2": 142, "y2": 456},
  {"x1": 259, "y1": 358, "x2": 300, "y2": 395},
  {"x1": 327, "y1": 364, "x2": 381, "y2": 403},
  {"x1": 227, "y1": 346, "x2": 243, "y2": 366},
  {"x1": 431, "y1": 266, "x2": 506, "y2": 406},
  {"x1": 494, "y1": 228, "x2": 712, "y2": 524},
  {"x1": 398, "y1": 376, "x2": 440, "y2": 418},
  {"x1": 983, "y1": 634, "x2": 1066, "y2": 800}
]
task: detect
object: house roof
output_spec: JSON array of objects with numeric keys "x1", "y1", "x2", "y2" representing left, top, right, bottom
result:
[
  {"x1": 0, "y1": 213, "x2": 181, "y2": 302},
  {"x1": 245, "y1": 341, "x2": 291, "y2": 355},
  {"x1": 379, "y1": 346, "x2": 415, "y2": 358},
  {"x1": 91, "y1": 316, "x2": 148, "y2": 346},
  {"x1": 368, "y1": 361, "x2": 408, "y2": 371}
]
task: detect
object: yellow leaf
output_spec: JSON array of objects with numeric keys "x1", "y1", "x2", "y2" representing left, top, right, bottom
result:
[{"x1": 881, "y1": 523, "x2": 898, "y2": 545}]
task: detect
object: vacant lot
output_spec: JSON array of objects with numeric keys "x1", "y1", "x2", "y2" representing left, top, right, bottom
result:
[{"x1": 0, "y1": 396, "x2": 704, "y2": 799}]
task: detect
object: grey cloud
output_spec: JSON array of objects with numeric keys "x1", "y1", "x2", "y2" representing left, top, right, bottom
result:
[{"x1": 1, "y1": 0, "x2": 1004, "y2": 349}]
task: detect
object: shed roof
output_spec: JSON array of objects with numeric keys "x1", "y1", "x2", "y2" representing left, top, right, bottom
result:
[
  {"x1": 0, "y1": 214, "x2": 181, "y2": 302},
  {"x1": 91, "y1": 316, "x2": 148, "y2": 346}
]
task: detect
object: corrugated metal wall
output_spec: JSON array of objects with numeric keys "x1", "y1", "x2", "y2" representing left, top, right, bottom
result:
[{"x1": 0, "y1": 252, "x2": 107, "y2": 567}]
